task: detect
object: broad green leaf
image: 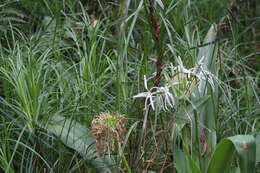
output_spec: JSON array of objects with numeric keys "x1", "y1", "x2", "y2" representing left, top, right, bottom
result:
[
  {"x1": 174, "y1": 146, "x2": 200, "y2": 173},
  {"x1": 183, "y1": 95, "x2": 210, "y2": 115},
  {"x1": 175, "y1": 95, "x2": 210, "y2": 122},
  {"x1": 207, "y1": 139, "x2": 234, "y2": 173},
  {"x1": 197, "y1": 24, "x2": 218, "y2": 68},
  {"x1": 173, "y1": 95, "x2": 210, "y2": 135},
  {"x1": 228, "y1": 135, "x2": 256, "y2": 173},
  {"x1": 44, "y1": 115, "x2": 119, "y2": 173},
  {"x1": 207, "y1": 135, "x2": 256, "y2": 173},
  {"x1": 186, "y1": 153, "x2": 201, "y2": 173},
  {"x1": 174, "y1": 146, "x2": 192, "y2": 173}
]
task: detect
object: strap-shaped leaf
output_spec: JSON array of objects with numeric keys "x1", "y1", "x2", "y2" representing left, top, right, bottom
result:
[
  {"x1": 207, "y1": 135, "x2": 256, "y2": 173},
  {"x1": 191, "y1": 24, "x2": 218, "y2": 170},
  {"x1": 45, "y1": 115, "x2": 119, "y2": 173},
  {"x1": 174, "y1": 145, "x2": 200, "y2": 173}
]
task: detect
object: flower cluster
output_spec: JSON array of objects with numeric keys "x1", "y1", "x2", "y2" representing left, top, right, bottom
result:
[
  {"x1": 133, "y1": 75, "x2": 175, "y2": 111},
  {"x1": 133, "y1": 56, "x2": 218, "y2": 111}
]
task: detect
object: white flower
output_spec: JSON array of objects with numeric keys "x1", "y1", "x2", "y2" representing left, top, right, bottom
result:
[
  {"x1": 133, "y1": 75, "x2": 155, "y2": 110},
  {"x1": 133, "y1": 76, "x2": 176, "y2": 111},
  {"x1": 190, "y1": 56, "x2": 218, "y2": 90},
  {"x1": 176, "y1": 56, "x2": 218, "y2": 91},
  {"x1": 133, "y1": 56, "x2": 219, "y2": 112}
]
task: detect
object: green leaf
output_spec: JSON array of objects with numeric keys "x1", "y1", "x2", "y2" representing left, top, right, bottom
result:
[
  {"x1": 175, "y1": 95, "x2": 210, "y2": 120},
  {"x1": 174, "y1": 146, "x2": 191, "y2": 173},
  {"x1": 197, "y1": 24, "x2": 218, "y2": 69},
  {"x1": 207, "y1": 135, "x2": 256, "y2": 173},
  {"x1": 228, "y1": 135, "x2": 256, "y2": 173},
  {"x1": 207, "y1": 139, "x2": 234, "y2": 173},
  {"x1": 174, "y1": 95, "x2": 210, "y2": 134},
  {"x1": 191, "y1": 24, "x2": 219, "y2": 171},
  {"x1": 44, "y1": 115, "x2": 119, "y2": 173},
  {"x1": 256, "y1": 132, "x2": 260, "y2": 163},
  {"x1": 174, "y1": 145, "x2": 200, "y2": 173}
]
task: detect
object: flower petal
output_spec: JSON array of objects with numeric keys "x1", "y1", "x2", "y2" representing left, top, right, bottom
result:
[{"x1": 133, "y1": 92, "x2": 150, "y2": 98}]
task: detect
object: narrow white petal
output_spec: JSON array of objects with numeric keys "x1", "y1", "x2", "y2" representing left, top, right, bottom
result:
[
  {"x1": 149, "y1": 95, "x2": 155, "y2": 110},
  {"x1": 155, "y1": 0, "x2": 164, "y2": 9},
  {"x1": 144, "y1": 75, "x2": 148, "y2": 90},
  {"x1": 133, "y1": 92, "x2": 149, "y2": 98}
]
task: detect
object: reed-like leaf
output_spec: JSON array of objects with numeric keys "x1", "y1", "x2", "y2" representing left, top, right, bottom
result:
[{"x1": 191, "y1": 24, "x2": 218, "y2": 171}]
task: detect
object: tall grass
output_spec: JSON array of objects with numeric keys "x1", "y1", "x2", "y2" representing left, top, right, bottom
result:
[{"x1": 0, "y1": 0, "x2": 259, "y2": 172}]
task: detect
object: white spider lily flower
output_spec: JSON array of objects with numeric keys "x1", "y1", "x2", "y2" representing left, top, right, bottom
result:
[
  {"x1": 133, "y1": 77, "x2": 176, "y2": 111},
  {"x1": 156, "y1": 86, "x2": 175, "y2": 110},
  {"x1": 190, "y1": 56, "x2": 218, "y2": 90},
  {"x1": 144, "y1": 75, "x2": 148, "y2": 90},
  {"x1": 133, "y1": 76, "x2": 155, "y2": 110},
  {"x1": 133, "y1": 91, "x2": 155, "y2": 110},
  {"x1": 175, "y1": 56, "x2": 217, "y2": 91},
  {"x1": 134, "y1": 56, "x2": 219, "y2": 112}
]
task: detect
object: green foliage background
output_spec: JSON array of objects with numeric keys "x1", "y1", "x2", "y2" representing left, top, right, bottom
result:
[{"x1": 0, "y1": 0, "x2": 259, "y2": 172}]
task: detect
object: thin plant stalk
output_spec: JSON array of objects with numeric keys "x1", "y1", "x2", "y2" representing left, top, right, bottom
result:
[
  {"x1": 194, "y1": 109, "x2": 202, "y2": 170},
  {"x1": 144, "y1": 0, "x2": 164, "y2": 86}
]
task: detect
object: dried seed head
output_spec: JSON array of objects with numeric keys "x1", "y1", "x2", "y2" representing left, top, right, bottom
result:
[{"x1": 91, "y1": 112, "x2": 126, "y2": 155}]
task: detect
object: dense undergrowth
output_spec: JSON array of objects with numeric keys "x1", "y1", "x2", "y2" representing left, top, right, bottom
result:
[{"x1": 0, "y1": 0, "x2": 259, "y2": 172}]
